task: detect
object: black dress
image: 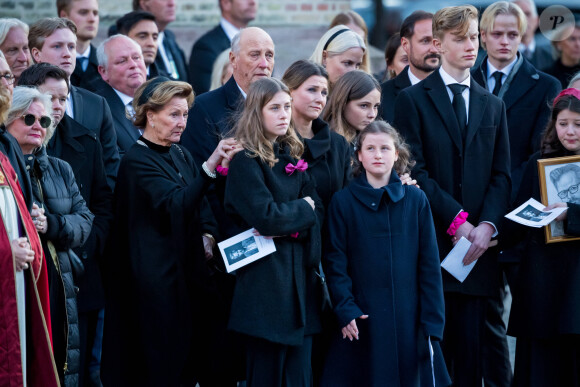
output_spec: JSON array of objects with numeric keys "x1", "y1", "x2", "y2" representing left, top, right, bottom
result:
[
  {"x1": 506, "y1": 150, "x2": 580, "y2": 387},
  {"x1": 101, "y1": 137, "x2": 217, "y2": 386}
]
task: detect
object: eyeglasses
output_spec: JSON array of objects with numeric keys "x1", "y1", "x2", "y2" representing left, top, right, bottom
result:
[
  {"x1": 557, "y1": 183, "x2": 579, "y2": 199},
  {"x1": 0, "y1": 73, "x2": 15, "y2": 85},
  {"x1": 21, "y1": 114, "x2": 52, "y2": 129}
]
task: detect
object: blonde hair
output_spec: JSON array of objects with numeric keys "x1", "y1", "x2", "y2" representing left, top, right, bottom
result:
[
  {"x1": 480, "y1": 1, "x2": 527, "y2": 50},
  {"x1": 232, "y1": 77, "x2": 304, "y2": 168},
  {"x1": 433, "y1": 5, "x2": 479, "y2": 41},
  {"x1": 132, "y1": 78, "x2": 194, "y2": 129},
  {"x1": 309, "y1": 25, "x2": 367, "y2": 78},
  {"x1": 322, "y1": 70, "x2": 380, "y2": 144},
  {"x1": 329, "y1": 11, "x2": 371, "y2": 73},
  {"x1": 210, "y1": 48, "x2": 231, "y2": 91}
]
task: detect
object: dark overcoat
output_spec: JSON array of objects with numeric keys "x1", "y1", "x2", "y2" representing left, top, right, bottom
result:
[
  {"x1": 379, "y1": 66, "x2": 412, "y2": 123},
  {"x1": 299, "y1": 117, "x2": 351, "y2": 209},
  {"x1": 471, "y1": 55, "x2": 561, "y2": 199},
  {"x1": 393, "y1": 71, "x2": 512, "y2": 296},
  {"x1": 507, "y1": 151, "x2": 580, "y2": 339},
  {"x1": 224, "y1": 144, "x2": 323, "y2": 346},
  {"x1": 154, "y1": 29, "x2": 188, "y2": 82},
  {"x1": 188, "y1": 24, "x2": 230, "y2": 96},
  {"x1": 101, "y1": 141, "x2": 217, "y2": 386},
  {"x1": 321, "y1": 172, "x2": 448, "y2": 387}
]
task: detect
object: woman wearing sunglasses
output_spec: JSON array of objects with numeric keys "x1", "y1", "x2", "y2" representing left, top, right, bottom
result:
[{"x1": 5, "y1": 86, "x2": 94, "y2": 386}]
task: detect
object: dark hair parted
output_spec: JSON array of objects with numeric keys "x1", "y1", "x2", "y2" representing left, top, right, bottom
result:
[
  {"x1": 400, "y1": 10, "x2": 434, "y2": 39},
  {"x1": 132, "y1": 78, "x2": 194, "y2": 129},
  {"x1": 18, "y1": 63, "x2": 70, "y2": 93},
  {"x1": 116, "y1": 11, "x2": 156, "y2": 35},
  {"x1": 232, "y1": 77, "x2": 304, "y2": 168},
  {"x1": 541, "y1": 94, "x2": 580, "y2": 156},
  {"x1": 322, "y1": 70, "x2": 380, "y2": 144},
  {"x1": 29, "y1": 18, "x2": 77, "y2": 52},
  {"x1": 353, "y1": 120, "x2": 415, "y2": 176},
  {"x1": 281, "y1": 59, "x2": 328, "y2": 91}
]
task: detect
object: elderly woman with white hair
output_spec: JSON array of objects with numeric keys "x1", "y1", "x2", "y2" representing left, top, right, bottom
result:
[
  {"x1": 5, "y1": 86, "x2": 94, "y2": 387},
  {"x1": 309, "y1": 25, "x2": 366, "y2": 90}
]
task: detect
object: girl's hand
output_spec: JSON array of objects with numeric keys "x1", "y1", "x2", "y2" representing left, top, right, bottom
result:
[
  {"x1": 206, "y1": 138, "x2": 243, "y2": 172},
  {"x1": 544, "y1": 202, "x2": 568, "y2": 222},
  {"x1": 341, "y1": 314, "x2": 369, "y2": 341},
  {"x1": 303, "y1": 196, "x2": 315, "y2": 210},
  {"x1": 11, "y1": 237, "x2": 34, "y2": 271}
]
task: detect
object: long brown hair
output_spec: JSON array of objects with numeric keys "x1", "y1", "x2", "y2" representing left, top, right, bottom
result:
[
  {"x1": 541, "y1": 94, "x2": 580, "y2": 156},
  {"x1": 232, "y1": 77, "x2": 304, "y2": 167}
]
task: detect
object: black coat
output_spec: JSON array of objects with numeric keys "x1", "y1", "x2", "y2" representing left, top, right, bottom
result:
[
  {"x1": 102, "y1": 140, "x2": 217, "y2": 386},
  {"x1": 189, "y1": 24, "x2": 230, "y2": 96},
  {"x1": 0, "y1": 126, "x2": 32, "y2": 209},
  {"x1": 379, "y1": 66, "x2": 412, "y2": 123},
  {"x1": 393, "y1": 70, "x2": 511, "y2": 296},
  {"x1": 544, "y1": 59, "x2": 580, "y2": 89},
  {"x1": 70, "y1": 44, "x2": 101, "y2": 91},
  {"x1": 299, "y1": 118, "x2": 351, "y2": 209},
  {"x1": 93, "y1": 82, "x2": 141, "y2": 156},
  {"x1": 521, "y1": 43, "x2": 554, "y2": 72},
  {"x1": 26, "y1": 146, "x2": 94, "y2": 387},
  {"x1": 70, "y1": 85, "x2": 120, "y2": 188},
  {"x1": 471, "y1": 55, "x2": 561, "y2": 199},
  {"x1": 154, "y1": 29, "x2": 188, "y2": 82},
  {"x1": 224, "y1": 144, "x2": 324, "y2": 346},
  {"x1": 47, "y1": 115, "x2": 113, "y2": 311},
  {"x1": 321, "y1": 172, "x2": 448, "y2": 387},
  {"x1": 507, "y1": 151, "x2": 580, "y2": 339}
]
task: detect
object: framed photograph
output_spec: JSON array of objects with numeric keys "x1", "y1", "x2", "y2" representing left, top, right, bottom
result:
[{"x1": 538, "y1": 155, "x2": 580, "y2": 243}]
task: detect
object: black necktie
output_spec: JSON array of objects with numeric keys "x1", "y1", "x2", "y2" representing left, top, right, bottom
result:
[
  {"x1": 491, "y1": 71, "x2": 503, "y2": 96},
  {"x1": 448, "y1": 83, "x2": 468, "y2": 135}
]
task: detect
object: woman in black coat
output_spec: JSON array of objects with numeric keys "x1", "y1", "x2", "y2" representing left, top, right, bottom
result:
[
  {"x1": 6, "y1": 86, "x2": 94, "y2": 387},
  {"x1": 101, "y1": 77, "x2": 240, "y2": 387},
  {"x1": 224, "y1": 77, "x2": 324, "y2": 387},
  {"x1": 507, "y1": 89, "x2": 580, "y2": 387}
]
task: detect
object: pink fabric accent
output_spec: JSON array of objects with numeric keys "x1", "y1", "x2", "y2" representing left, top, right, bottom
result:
[
  {"x1": 290, "y1": 232, "x2": 299, "y2": 238},
  {"x1": 285, "y1": 159, "x2": 308, "y2": 175},
  {"x1": 447, "y1": 211, "x2": 469, "y2": 236},
  {"x1": 553, "y1": 88, "x2": 580, "y2": 107},
  {"x1": 216, "y1": 165, "x2": 228, "y2": 176}
]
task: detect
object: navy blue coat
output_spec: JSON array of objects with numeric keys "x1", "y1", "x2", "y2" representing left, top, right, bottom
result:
[
  {"x1": 321, "y1": 172, "x2": 448, "y2": 387},
  {"x1": 188, "y1": 24, "x2": 230, "y2": 96}
]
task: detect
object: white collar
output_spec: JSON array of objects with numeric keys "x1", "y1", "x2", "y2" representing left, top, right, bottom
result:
[
  {"x1": 236, "y1": 81, "x2": 247, "y2": 99},
  {"x1": 439, "y1": 66, "x2": 470, "y2": 88},
  {"x1": 112, "y1": 88, "x2": 134, "y2": 106},
  {"x1": 220, "y1": 17, "x2": 241, "y2": 41},
  {"x1": 407, "y1": 67, "x2": 422, "y2": 85},
  {"x1": 486, "y1": 56, "x2": 517, "y2": 78},
  {"x1": 78, "y1": 45, "x2": 91, "y2": 59}
]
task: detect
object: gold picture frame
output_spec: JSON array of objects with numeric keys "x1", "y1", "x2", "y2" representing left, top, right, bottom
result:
[{"x1": 537, "y1": 155, "x2": 580, "y2": 244}]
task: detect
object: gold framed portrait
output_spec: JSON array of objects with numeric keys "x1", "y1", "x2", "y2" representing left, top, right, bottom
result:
[{"x1": 538, "y1": 155, "x2": 580, "y2": 244}]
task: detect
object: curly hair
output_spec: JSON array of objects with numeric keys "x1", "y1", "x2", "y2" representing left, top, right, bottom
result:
[
  {"x1": 541, "y1": 94, "x2": 580, "y2": 156},
  {"x1": 352, "y1": 120, "x2": 415, "y2": 177},
  {"x1": 231, "y1": 77, "x2": 304, "y2": 168}
]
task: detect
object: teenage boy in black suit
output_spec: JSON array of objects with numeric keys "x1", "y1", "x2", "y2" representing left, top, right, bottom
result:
[
  {"x1": 471, "y1": 3, "x2": 560, "y2": 386},
  {"x1": 380, "y1": 10, "x2": 439, "y2": 123},
  {"x1": 393, "y1": 6, "x2": 511, "y2": 387}
]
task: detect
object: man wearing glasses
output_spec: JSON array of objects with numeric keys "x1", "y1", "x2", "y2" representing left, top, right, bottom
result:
[{"x1": 551, "y1": 164, "x2": 580, "y2": 204}]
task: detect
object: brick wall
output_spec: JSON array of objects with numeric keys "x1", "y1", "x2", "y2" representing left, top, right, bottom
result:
[{"x1": 1, "y1": 0, "x2": 352, "y2": 27}]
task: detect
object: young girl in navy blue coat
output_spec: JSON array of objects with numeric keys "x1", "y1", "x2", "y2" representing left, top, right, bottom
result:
[
  {"x1": 321, "y1": 121, "x2": 449, "y2": 387},
  {"x1": 224, "y1": 77, "x2": 324, "y2": 387}
]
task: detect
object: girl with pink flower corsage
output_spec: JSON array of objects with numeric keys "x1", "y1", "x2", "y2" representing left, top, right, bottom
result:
[{"x1": 224, "y1": 77, "x2": 324, "y2": 386}]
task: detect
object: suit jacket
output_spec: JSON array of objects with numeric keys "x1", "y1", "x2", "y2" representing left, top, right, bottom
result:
[
  {"x1": 47, "y1": 116, "x2": 113, "y2": 311},
  {"x1": 379, "y1": 66, "x2": 412, "y2": 123},
  {"x1": 93, "y1": 83, "x2": 141, "y2": 156},
  {"x1": 189, "y1": 24, "x2": 231, "y2": 96},
  {"x1": 70, "y1": 44, "x2": 101, "y2": 91},
  {"x1": 70, "y1": 85, "x2": 120, "y2": 188},
  {"x1": 393, "y1": 70, "x2": 511, "y2": 296},
  {"x1": 521, "y1": 41, "x2": 554, "y2": 72},
  {"x1": 148, "y1": 62, "x2": 170, "y2": 80},
  {"x1": 472, "y1": 55, "x2": 561, "y2": 200},
  {"x1": 155, "y1": 29, "x2": 188, "y2": 82}
]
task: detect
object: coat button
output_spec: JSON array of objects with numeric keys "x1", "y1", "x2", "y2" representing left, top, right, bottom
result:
[
  {"x1": 371, "y1": 202, "x2": 376, "y2": 206},
  {"x1": 27, "y1": 156, "x2": 33, "y2": 160}
]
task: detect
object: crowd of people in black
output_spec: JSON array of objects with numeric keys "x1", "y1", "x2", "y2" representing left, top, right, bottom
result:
[{"x1": 0, "y1": 0, "x2": 580, "y2": 386}]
